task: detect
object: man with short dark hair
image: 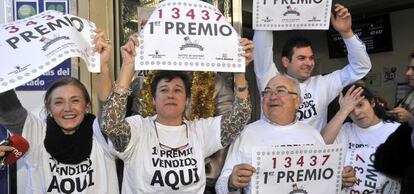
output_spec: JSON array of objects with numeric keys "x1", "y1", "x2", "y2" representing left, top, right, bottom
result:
[{"x1": 253, "y1": 4, "x2": 372, "y2": 131}]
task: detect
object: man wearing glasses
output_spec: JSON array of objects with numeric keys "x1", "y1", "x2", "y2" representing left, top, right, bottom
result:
[{"x1": 215, "y1": 75, "x2": 356, "y2": 194}]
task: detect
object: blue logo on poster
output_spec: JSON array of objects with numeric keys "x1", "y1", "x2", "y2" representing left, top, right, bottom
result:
[
  {"x1": 15, "y1": 2, "x2": 38, "y2": 20},
  {"x1": 16, "y1": 59, "x2": 71, "y2": 91}
]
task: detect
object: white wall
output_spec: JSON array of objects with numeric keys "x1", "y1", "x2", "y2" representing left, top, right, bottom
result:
[
  {"x1": 0, "y1": 0, "x2": 4, "y2": 23},
  {"x1": 270, "y1": 8, "x2": 414, "y2": 107}
]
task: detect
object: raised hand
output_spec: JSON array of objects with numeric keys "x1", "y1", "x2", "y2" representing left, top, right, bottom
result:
[
  {"x1": 331, "y1": 4, "x2": 353, "y2": 38},
  {"x1": 121, "y1": 34, "x2": 139, "y2": 67},
  {"x1": 240, "y1": 38, "x2": 254, "y2": 66},
  {"x1": 338, "y1": 85, "x2": 364, "y2": 115},
  {"x1": 94, "y1": 28, "x2": 112, "y2": 71}
]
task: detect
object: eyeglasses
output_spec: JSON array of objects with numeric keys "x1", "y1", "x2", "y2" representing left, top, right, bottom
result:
[
  {"x1": 153, "y1": 120, "x2": 189, "y2": 151},
  {"x1": 261, "y1": 86, "x2": 298, "y2": 97}
]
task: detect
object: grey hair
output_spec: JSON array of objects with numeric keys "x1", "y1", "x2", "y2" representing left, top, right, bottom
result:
[{"x1": 280, "y1": 74, "x2": 301, "y2": 98}]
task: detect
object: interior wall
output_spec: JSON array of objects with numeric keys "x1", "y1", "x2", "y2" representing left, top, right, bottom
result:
[
  {"x1": 77, "y1": 0, "x2": 115, "y2": 114},
  {"x1": 270, "y1": 7, "x2": 414, "y2": 108}
]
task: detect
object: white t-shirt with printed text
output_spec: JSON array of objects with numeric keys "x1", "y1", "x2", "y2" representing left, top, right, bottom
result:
[
  {"x1": 18, "y1": 113, "x2": 119, "y2": 194},
  {"x1": 253, "y1": 30, "x2": 371, "y2": 131},
  {"x1": 335, "y1": 121, "x2": 401, "y2": 193},
  {"x1": 215, "y1": 119, "x2": 325, "y2": 194},
  {"x1": 117, "y1": 115, "x2": 223, "y2": 194}
]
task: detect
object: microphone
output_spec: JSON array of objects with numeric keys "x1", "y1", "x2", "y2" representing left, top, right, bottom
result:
[{"x1": 0, "y1": 135, "x2": 29, "y2": 166}]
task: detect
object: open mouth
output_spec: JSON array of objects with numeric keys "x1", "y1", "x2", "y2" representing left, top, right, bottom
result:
[
  {"x1": 269, "y1": 104, "x2": 281, "y2": 107},
  {"x1": 62, "y1": 114, "x2": 77, "y2": 119}
]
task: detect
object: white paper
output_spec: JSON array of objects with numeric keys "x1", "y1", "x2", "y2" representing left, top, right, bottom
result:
[
  {"x1": 343, "y1": 146, "x2": 400, "y2": 194},
  {"x1": 0, "y1": 10, "x2": 99, "y2": 93},
  {"x1": 251, "y1": 144, "x2": 343, "y2": 194},
  {"x1": 136, "y1": 0, "x2": 245, "y2": 72},
  {"x1": 253, "y1": 0, "x2": 332, "y2": 30}
]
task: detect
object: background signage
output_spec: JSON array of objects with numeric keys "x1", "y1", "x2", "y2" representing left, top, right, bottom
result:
[{"x1": 327, "y1": 14, "x2": 393, "y2": 58}]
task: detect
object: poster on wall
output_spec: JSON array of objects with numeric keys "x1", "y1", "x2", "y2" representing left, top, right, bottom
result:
[
  {"x1": 327, "y1": 14, "x2": 393, "y2": 58},
  {"x1": 16, "y1": 61, "x2": 71, "y2": 90},
  {"x1": 14, "y1": 0, "x2": 72, "y2": 91},
  {"x1": 14, "y1": 0, "x2": 39, "y2": 20},
  {"x1": 44, "y1": 0, "x2": 68, "y2": 13}
]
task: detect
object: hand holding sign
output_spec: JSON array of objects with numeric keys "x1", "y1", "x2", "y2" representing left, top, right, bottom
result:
[
  {"x1": 94, "y1": 28, "x2": 112, "y2": 70},
  {"x1": 341, "y1": 165, "x2": 357, "y2": 188},
  {"x1": 121, "y1": 34, "x2": 139, "y2": 67},
  {"x1": 239, "y1": 38, "x2": 254, "y2": 66},
  {"x1": 331, "y1": 4, "x2": 353, "y2": 38},
  {"x1": 229, "y1": 164, "x2": 256, "y2": 191}
]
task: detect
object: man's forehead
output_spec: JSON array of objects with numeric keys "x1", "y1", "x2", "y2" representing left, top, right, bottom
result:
[
  {"x1": 292, "y1": 46, "x2": 313, "y2": 55},
  {"x1": 266, "y1": 76, "x2": 293, "y2": 88}
]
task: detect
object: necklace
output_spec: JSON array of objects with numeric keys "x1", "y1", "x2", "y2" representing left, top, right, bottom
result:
[{"x1": 153, "y1": 120, "x2": 189, "y2": 151}]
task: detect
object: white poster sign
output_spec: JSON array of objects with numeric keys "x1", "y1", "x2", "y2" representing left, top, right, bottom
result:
[
  {"x1": 343, "y1": 146, "x2": 400, "y2": 194},
  {"x1": 136, "y1": 0, "x2": 245, "y2": 72},
  {"x1": 253, "y1": 0, "x2": 332, "y2": 30},
  {"x1": 0, "y1": 10, "x2": 99, "y2": 93},
  {"x1": 252, "y1": 144, "x2": 343, "y2": 194}
]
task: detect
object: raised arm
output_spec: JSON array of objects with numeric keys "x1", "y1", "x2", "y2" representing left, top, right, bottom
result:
[
  {"x1": 219, "y1": 38, "x2": 252, "y2": 147},
  {"x1": 253, "y1": 30, "x2": 279, "y2": 92},
  {"x1": 93, "y1": 29, "x2": 114, "y2": 128},
  {"x1": 0, "y1": 90, "x2": 27, "y2": 135},
  {"x1": 321, "y1": 85, "x2": 364, "y2": 144},
  {"x1": 101, "y1": 35, "x2": 137, "y2": 152},
  {"x1": 331, "y1": 4, "x2": 372, "y2": 86},
  {"x1": 94, "y1": 29, "x2": 113, "y2": 102}
]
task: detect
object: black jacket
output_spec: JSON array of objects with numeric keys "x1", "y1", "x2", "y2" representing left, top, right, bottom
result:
[{"x1": 374, "y1": 123, "x2": 414, "y2": 194}]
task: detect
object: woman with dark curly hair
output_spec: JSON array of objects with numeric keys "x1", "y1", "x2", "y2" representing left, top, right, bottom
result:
[{"x1": 322, "y1": 83, "x2": 401, "y2": 193}]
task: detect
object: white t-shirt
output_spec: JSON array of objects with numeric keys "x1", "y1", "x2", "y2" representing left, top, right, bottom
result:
[
  {"x1": 18, "y1": 113, "x2": 119, "y2": 194},
  {"x1": 253, "y1": 30, "x2": 371, "y2": 131},
  {"x1": 335, "y1": 121, "x2": 401, "y2": 193},
  {"x1": 215, "y1": 119, "x2": 325, "y2": 194},
  {"x1": 117, "y1": 115, "x2": 223, "y2": 194},
  {"x1": 335, "y1": 121, "x2": 400, "y2": 151}
]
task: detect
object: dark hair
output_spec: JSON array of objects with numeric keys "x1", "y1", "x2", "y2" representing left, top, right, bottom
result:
[
  {"x1": 342, "y1": 83, "x2": 395, "y2": 123},
  {"x1": 281, "y1": 36, "x2": 313, "y2": 61},
  {"x1": 150, "y1": 71, "x2": 191, "y2": 99},
  {"x1": 44, "y1": 77, "x2": 91, "y2": 114},
  {"x1": 410, "y1": 45, "x2": 414, "y2": 59}
]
